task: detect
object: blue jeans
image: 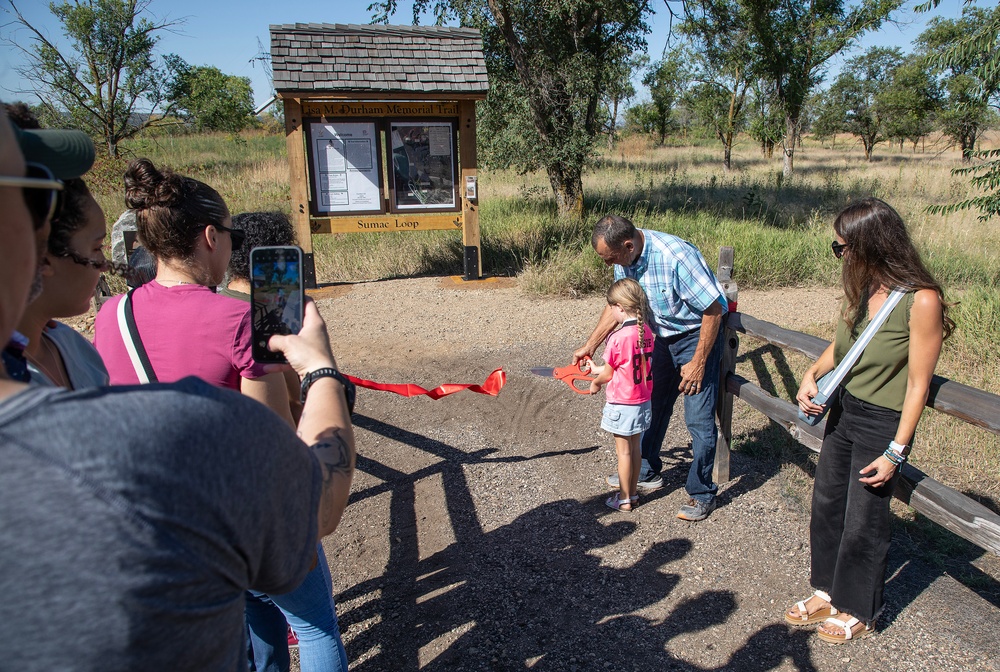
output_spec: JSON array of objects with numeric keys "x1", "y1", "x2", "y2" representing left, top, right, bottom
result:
[
  {"x1": 640, "y1": 325, "x2": 723, "y2": 504},
  {"x1": 810, "y1": 390, "x2": 901, "y2": 624},
  {"x1": 246, "y1": 546, "x2": 348, "y2": 672}
]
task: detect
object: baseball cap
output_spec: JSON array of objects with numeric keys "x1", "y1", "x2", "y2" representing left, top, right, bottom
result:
[{"x1": 12, "y1": 125, "x2": 95, "y2": 180}]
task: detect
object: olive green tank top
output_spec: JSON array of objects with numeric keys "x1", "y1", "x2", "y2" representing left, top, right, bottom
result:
[{"x1": 833, "y1": 291, "x2": 915, "y2": 412}]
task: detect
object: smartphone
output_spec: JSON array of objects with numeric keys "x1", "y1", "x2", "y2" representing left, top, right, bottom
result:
[{"x1": 250, "y1": 246, "x2": 304, "y2": 363}]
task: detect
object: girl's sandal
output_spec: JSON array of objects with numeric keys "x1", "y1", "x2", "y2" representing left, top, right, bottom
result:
[
  {"x1": 606, "y1": 493, "x2": 633, "y2": 512},
  {"x1": 784, "y1": 590, "x2": 838, "y2": 626},
  {"x1": 816, "y1": 615, "x2": 874, "y2": 644}
]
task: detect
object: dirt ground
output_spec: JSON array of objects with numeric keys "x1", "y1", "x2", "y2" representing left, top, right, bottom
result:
[{"x1": 298, "y1": 277, "x2": 999, "y2": 672}]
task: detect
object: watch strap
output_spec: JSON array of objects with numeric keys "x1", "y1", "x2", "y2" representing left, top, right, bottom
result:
[{"x1": 300, "y1": 367, "x2": 356, "y2": 415}]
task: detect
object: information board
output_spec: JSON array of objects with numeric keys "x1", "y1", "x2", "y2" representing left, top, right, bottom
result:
[
  {"x1": 308, "y1": 121, "x2": 383, "y2": 214},
  {"x1": 389, "y1": 121, "x2": 458, "y2": 212}
]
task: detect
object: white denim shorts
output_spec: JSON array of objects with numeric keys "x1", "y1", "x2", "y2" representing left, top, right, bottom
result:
[{"x1": 600, "y1": 401, "x2": 652, "y2": 436}]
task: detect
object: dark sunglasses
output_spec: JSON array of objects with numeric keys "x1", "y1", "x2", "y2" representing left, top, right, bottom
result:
[
  {"x1": 831, "y1": 241, "x2": 848, "y2": 259},
  {"x1": 215, "y1": 223, "x2": 245, "y2": 251},
  {"x1": 0, "y1": 162, "x2": 64, "y2": 228}
]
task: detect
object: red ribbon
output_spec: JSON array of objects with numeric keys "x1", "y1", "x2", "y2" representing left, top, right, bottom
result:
[{"x1": 344, "y1": 368, "x2": 506, "y2": 400}]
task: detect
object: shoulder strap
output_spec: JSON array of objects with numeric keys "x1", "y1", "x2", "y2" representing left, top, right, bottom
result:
[
  {"x1": 816, "y1": 288, "x2": 906, "y2": 400},
  {"x1": 116, "y1": 288, "x2": 158, "y2": 384}
]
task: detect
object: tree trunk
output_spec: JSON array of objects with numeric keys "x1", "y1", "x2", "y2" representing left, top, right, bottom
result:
[
  {"x1": 782, "y1": 117, "x2": 796, "y2": 178},
  {"x1": 723, "y1": 133, "x2": 733, "y2": 172},
  {"x1": 548, "y1": 164, "x2": 584, "y2": 219}
]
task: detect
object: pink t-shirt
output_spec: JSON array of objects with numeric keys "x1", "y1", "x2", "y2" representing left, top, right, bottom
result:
[
  {"x1": 94, "y1": 281, "x2": 267, "y2": 389},
  {"x1": 603, "y1": 320, "x2": 654, "y2": 405}
]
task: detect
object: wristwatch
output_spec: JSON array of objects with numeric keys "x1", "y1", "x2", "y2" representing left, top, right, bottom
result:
[
  {"x1": 300, "y1": 367, "x2": 356, "y2": 415},
  {"x1": 888, "y1": 440, "x2": 911, "y2": 458}
]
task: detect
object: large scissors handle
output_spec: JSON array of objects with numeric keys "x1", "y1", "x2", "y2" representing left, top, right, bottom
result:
[{"x1": 553, "y1": 357, "x2": 595, "y2": 395}]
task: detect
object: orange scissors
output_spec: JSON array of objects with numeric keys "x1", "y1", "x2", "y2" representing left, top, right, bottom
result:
[{"x1": 530, "y1": 357, "x2": 596, "y2": 395}]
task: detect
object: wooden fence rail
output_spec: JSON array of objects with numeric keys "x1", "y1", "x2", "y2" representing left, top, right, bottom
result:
[{"x1": 713, "y1": 247, "x2": 1000, "y2": 557}]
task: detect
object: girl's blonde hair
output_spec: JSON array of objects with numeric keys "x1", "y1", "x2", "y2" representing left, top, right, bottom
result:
[{"x1": 607, "y1": 278, "x2": 651, "y2": 354}]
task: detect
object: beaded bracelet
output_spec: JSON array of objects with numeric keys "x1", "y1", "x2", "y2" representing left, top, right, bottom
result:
[{"x1": 882, "y1": 448, "x2": 906, "y2": 467}]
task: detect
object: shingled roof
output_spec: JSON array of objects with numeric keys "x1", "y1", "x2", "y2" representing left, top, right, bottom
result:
[{"x1": 269, "y1": 23, "x2": 488, "y2": 97}]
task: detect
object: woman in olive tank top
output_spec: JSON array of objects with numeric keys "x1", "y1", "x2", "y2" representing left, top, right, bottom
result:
[{"x1": 785, "y1": 198, "x2": 954, "y2": 643}]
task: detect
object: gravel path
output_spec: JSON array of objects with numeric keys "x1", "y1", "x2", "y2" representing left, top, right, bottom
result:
[{"x1": 310, "y1": 278, "x2": 999, "y2": 672}]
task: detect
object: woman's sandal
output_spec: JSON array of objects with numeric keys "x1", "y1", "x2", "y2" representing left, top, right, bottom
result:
[
  {"x1": 606, "y1": 492, "x2": 634, "y2": 512},
  {"x1": 816, "y1": 615, "x2": 874, "y2": 644},
  {"x1": 784, "y1": 590, "x2": 838, "y2": 626}
]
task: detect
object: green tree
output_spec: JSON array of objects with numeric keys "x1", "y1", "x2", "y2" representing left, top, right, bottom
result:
[
  {"x1": 622, "y1": 101, "x2": 659, "y2": 135},
  {"x1": 643, "y1": 49, "x2": 689, "y2": 145},
  {"x1": 4, "y1": 0, "x2": 178, "y2": 157},
  {"x1": 602, "y1": 52, "x2": 648, "y2": 149},
  {"x1": 744, "y1": 0, "x2": 903, "y2": 176},
  {"x1": 164, "y1": 56, "x2": 255, "y2": 133},
  {"x1": 879, "y1": 56, "x2": 940, "y2": 151},
  {"x1": 747, "y1": 80, "x2": 784, "y2": 157},
  {"x1": 827, "y1": 47, "x2": 905, "y2": 161},
  {"x1": 919, "y1": 0, "x2": 1000, "y2": 220},
  {"x1": 917, "y1": 7, "x2": 996, "y2": 162},
  {"x1": 806, "y1": 89, "x2": 842, "y2": 146},
  {"x1": 372, "y1": 0, "x2": 653, "y2": 218},
  {"x1": 679, "y1": 0, "x2": 757, "y2": 171}
]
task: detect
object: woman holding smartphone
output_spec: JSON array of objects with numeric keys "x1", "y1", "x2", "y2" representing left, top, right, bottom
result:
[{"x1": 93, "y1": 158, "x2": 349, "y2": 672}]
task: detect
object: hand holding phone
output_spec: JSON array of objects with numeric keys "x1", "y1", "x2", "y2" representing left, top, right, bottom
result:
[{"x1": 251, "y1": 246, "x2": 305, "y2": 363}]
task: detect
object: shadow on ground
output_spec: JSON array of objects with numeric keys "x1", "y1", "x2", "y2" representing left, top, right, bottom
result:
[{"x1": 340, "y1": 414, "x2": 822, "y2": 671}]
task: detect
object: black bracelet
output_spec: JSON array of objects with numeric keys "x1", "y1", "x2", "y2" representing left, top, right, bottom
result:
[{"x1": 300, "y1": 367, "x2": 356, "y2": 415}]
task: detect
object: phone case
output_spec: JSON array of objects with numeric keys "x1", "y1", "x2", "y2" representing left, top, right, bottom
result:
[{"x1": 250, "y1": 246, "x2": 304, "y2": 363}]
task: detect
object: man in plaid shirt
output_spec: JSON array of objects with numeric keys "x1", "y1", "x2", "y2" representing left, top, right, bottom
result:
[{"x1": 575, "y1": 215, "x2": 728, "y2": 521}]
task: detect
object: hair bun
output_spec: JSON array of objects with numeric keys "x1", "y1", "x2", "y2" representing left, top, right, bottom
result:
[{"x1": 124, "y1": 158, "x2": 183, "y2": 210}]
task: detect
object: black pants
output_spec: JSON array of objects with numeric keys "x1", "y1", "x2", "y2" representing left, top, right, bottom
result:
[{"x1": 810, "y1": 389, "x2": 901, "y2": 624}]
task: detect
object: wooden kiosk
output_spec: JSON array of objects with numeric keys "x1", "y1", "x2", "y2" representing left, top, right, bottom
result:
[{"x1": 269, "y1": 23, "x2": 490, "y2": 286}]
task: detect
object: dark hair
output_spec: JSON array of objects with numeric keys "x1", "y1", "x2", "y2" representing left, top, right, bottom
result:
[
  {"x1": 593, "y1": 214, "x2": 637, "y2": 250},
  {"x1": 834, "y1": 198, "x2": 954, "y2": 339},
  {"x1": 126, "y1": 246, "x2": 157, "y2": 288},
  {"x1": 3, "y1": 102, "x2": 40, "y2": 129},
  {"x1": 47, "y1": 177, "x2": 94, "y2": 258},
  {"x1": 124, "y1": 158, "x2": 229, "y2": 263},
  {"x1": 228, "y1": 211, "x2": 296, "y2": 280}
]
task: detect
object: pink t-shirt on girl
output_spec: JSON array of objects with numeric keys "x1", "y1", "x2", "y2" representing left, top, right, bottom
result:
[
  {"x1": 603, "y1": 319, "x2": 654, "y2": 405},
  {"x1": 94, "y1": 281, "x2": 267, "y2": 389}
]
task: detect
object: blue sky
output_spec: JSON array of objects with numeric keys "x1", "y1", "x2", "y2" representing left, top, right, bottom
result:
[{"x1": 0, "y1": 0, "x2": 969, "y2": 110}]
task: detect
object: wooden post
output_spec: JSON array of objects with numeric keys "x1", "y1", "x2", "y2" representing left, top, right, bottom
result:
[
  {"x1": 283, "y1": 97, "x2": 317, "y2": 288},
  {"x1": 458, "y1": 100, "x2": 482, "y2": 279},
  {"x1": 714, "y1": 246, "x2": 738, "y2": 484}
]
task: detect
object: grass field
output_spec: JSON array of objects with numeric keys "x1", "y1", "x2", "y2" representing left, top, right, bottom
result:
[{"x1": 88, "y1": 128, "x2": 1000, "y2": 514}]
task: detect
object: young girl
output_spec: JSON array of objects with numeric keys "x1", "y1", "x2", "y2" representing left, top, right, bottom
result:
[{"x1": 589, "y1": 278, "x2": 654, "y2": 511}]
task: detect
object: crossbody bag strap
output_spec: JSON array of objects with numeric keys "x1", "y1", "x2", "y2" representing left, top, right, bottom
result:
[
  {"x1": 116, "y1": 288, "x2": 158, "y2": 384},
  {"x1": 816, "y1": 288, "x2": 907, "y2": 400}
]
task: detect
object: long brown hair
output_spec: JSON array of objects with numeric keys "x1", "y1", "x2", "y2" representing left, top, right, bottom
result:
[
  {"x1": 834, "y1": 198, "x2": 954, "y2": 338},
  {"x1": 607, "y1": 278, "x2": 652, "y2": 374}
]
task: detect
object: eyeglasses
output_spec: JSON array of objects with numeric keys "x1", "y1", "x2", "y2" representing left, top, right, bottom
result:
[
  {"x1": 214, "y1": 223, "x2": 245, "y2": 251},
  {"x1": 0, "y1": 162, "x2": 64, "y2": 227},
  {"x1": 831, "y1": 241, "x2": 848, "y2": 259}
]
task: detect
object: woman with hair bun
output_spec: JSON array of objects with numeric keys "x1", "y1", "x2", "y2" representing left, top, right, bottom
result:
[
  {"x1": 94, "y1": 159, "x2": 347, "y2": 672},
  {"x1": 786, "y1": 198, "x2": 954, "y2": 644}
]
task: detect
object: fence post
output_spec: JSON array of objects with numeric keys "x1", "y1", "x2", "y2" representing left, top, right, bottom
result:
[{"x1": 715, "y1": 246, "x2": 739, "y2": 484}]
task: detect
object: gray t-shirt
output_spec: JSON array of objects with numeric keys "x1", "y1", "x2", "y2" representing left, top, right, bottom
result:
[
  {"x1": 27, "y1": 321, "x2": 109, "y2": 389},
  {"x1": 0, "y1": 378, "x2": 321, "y2": 671}
]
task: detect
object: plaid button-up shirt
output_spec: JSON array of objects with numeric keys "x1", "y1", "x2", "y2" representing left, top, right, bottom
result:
[{"x1": 614, "y1": 229, "x2": 728, "y2": 338}]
